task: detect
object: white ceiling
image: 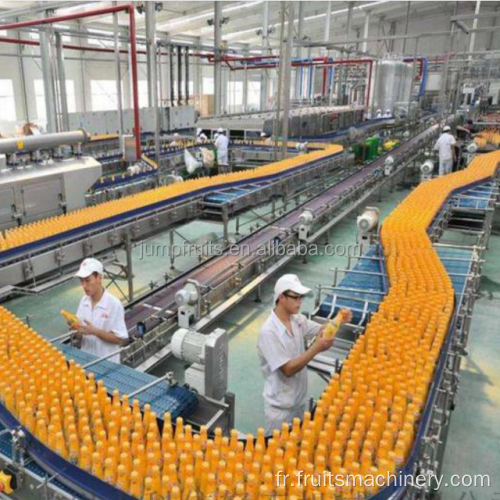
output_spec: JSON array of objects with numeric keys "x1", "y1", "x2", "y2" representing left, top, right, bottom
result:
[{"x1": 0, "y1": 1, "x2": 490, "y2": 51}]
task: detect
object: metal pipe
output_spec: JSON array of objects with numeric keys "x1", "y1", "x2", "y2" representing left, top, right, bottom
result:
[
  {"x1": 55, "y1": 32, "x2": 70, "y2": 131},
  {"x1": 0, "y1": 2, "x2": 141, "y2": 159},
  {"x1": 128, "y1": 373, "x2": 172, "y2": 398},
  {"x1": 145, "y1": 0, "x2": 156, "y2": 108},
  {"x1": 185, "y1": 46, "x2": 190, "y2": 105},
  {"x1": 82, "y1": 348, "x2": 125, "y2": 368},
  {"x1": 169, "y1": 44, "x2": 175, "y2": 106},
  {"x1": 15, "y1": 19, "x2": 30, "y2": 123},
  {"x1": 39, "y1": 15, "x2": 58, "y2": 133},
  {"x1": 113, "y1": 2, "x2": 124, "y2": 135},
  {"x1": 214, "y1": 1, "x2": 222, "y2": 114},
  {"x1": 0, "y1": 129, "x2": 89, "y2": 155},
  {"x1": 177, "y1": 45, "x2": 182, "y2": 105},
  {"x1": 468, "y1": 1, "x2": 481, "y2": 59}
]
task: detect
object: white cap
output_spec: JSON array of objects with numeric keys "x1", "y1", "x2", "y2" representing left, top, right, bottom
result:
[
  {"x1": 274, "y1": 274, "x2": 311, "y2": 303},
  {"x1": 217, "y1": 127, "x2": 224, "y2": 133},
  {"x1": 260, "y1": 132, "x2": 267, "y2": 137},
  {"x1": 377, "y1": 109, "x2": 381, "y2": 112},
  {"x1": 443, "y1": 126, "x2": 451, "y2": 132},
  {"x1": 174, "y1": 132, "x2": 180, "y2": 137},
  {"x1": 386, "y1": 109, "x2": 391, "y2": 113},
  {"x1": 75, "y1": 258, "x2": 103, "y2": 278}
]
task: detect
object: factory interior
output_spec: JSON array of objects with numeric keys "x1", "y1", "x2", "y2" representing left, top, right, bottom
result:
[{"x1": 0, "y1": 0, "x2": 500, "y2": 499}]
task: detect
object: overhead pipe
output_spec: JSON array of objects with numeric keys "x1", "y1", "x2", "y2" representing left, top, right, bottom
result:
[
  {"x1": 169, "y1": 44, "x2": 175, "y2": 106},
  {"x1": 185, "y1": 47, "x2": 190, "y2": 105},
  {"x1": 177, "y1": 45, "x2": 182, "y2": 105},
  {"x1": 0, "y1": 3, "x2": 141, "y2": 159}
]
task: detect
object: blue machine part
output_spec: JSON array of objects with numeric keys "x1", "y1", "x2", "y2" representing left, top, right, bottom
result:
[
  {"x1": 57, "y1": 344, "x2": 198, "y2": 420},
  {"x1": 204, "y1": 180, "x2": 273, "y2": 204}
]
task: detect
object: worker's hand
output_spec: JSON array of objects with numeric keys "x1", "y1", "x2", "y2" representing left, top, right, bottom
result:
[
  {"x1": 312, "y1": 330, "x2": 334, "y2": 353},
  {"x1": 76, "y1": 320, "x2": 97, "y2": 336},
  {"x1": 338, "y1": 308, "x2": 353, "y2": 324}
]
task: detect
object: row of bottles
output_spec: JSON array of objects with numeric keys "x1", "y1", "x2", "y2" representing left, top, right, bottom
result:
[{"x1": 0, "y1": 143, "x2": 342, "y2": 252}]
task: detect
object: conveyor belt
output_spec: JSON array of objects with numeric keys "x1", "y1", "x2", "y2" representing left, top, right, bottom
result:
[
  {"x1": 125, "y1": 124, "x2": 440, "y2": 331},
  {"x1": 57, "y1": 344, "x2": 198, "y2": 420},
  {"x1": 317, "y1": 179, "x2": 491, "y2": 325},
  {"x1": 0, "y1": 145, "x2": 342, "y2": 264},
  {"x1": 0, "y1": 421, "x2": 86, "y2": 499},
  {"x1": 204, "y1": 180, "x2": 273, "y2": 204}
]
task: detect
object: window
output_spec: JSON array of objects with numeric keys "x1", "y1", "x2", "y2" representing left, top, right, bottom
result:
[
  {"x1": 248, "y1": 81, "x2": 261, "y2": 110},
  {"x1": 228, "y1": 81, "x2": 243, "y2": 106},
  {"x1": 34, "y1": 80, "x2": 46, "y2": 121},
  {"x1": 34, "y1": 80, "x2": 77, "y2": 120},
  {"x1": 203, "y1": 77, "x2": 214, "y2": 95},
  {"x1": 91, "y1": 80, "x2": 118, "y2": 111},
  {"x1": 139, "y1": 81, "x2": 148, "y2": 108},
  {"x1": 88, "y1": 29, "x2": 115, "y2": 48},
  {"x1": 65, "y1": 80, "x2": 76, "y2": 113},
  {"x1": 0, "y1": 79, "x2": 16, "y2": 121}
]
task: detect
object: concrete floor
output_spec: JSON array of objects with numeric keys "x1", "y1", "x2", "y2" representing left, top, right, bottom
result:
[{"x1": 4, "y1": 180, "x2": 500, "y2": 497}]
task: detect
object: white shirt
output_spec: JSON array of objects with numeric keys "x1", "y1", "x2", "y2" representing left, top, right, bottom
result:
[
  {"x1": 76, "y1": 290, "x2": 128, "y2": 363},
  {"x1": 434, "y1": 133, "x2": 456, "y2": 162},
  {"x1": 258, "y1": 311, "x2": 321, "y2": 409},
  {"x1": 215, "y1": 134, "x2": 229, "y2": 164}
]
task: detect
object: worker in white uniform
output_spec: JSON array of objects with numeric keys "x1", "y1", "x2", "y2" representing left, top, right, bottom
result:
[
  {"x1": 196, "y1": 128, "x2": 208, "y2": 144},
  {"x1": 383, "y1": 109, "x2": 392, "y2": 118},
  {"x1": 376, "y1": 109, "x2": 382, "y2": 119},
  {"x1": 258, "y1": 274, "x2": 351, "y2": 435},
  {"x1": 434, "y1": 126, "x2": 456, "y2": 176},
  {"x1": 215, "y1": 127, "x2": 229, "y2": 171},
  {"x1": 170, "y1": 133, "x2": 182, "y2": 147},
  {"x1": 71, "y1": 258, "x2": 128, "y2": 363}
]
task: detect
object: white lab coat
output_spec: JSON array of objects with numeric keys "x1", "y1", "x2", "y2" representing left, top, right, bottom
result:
[
  {"x1": 434, "y1": 133, "x2": 456, "y2": 176},
  {"x1": 215, "y1": 134, "x2": 229, "y2": 165},
  {"x1": 258, "y1": 311, "x2": 321, "y2": 434},
  {"x1": 76, "y1": 290, "x2": 128, "y2": 363}
]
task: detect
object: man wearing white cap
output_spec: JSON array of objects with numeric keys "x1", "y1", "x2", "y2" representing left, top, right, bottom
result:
[
  {"x1": 215, "y1": 127, "x2": 229, "y2": 171},
  {"x1": 434, "y1": 126, "x2": 456, "y2": 176},
  {"x1": 258, "y1": 274, "x2": 351, "y2": 434},
  {"x1": 196, "y1": 128, "x2": 208, "y2": 144},
  {"x1": 72, "y1": 258, "x2": 128, "y2": 363}
]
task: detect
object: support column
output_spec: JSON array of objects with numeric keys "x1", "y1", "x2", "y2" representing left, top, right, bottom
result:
[
  {"x1": 260, "y1": 1, "x2": 269, "y2": 110},
  {"x1": 16, "y1": 18, "x2": 30, "y2": 122},
  {"x1": 214, "y1": 1, "x2": 222, "y2": 115},
  {"x1": 145, "y1": 1, "x2": 157, "y2": 108},
  {"x1": 243, "y1": 44, "x2": 249, "y2": 112},
  {"x1": 194, "y1": 37, "x2": 202, "y2": 112},
  {"x1": 113, "y1": 2, "x2": 124, "y2": 134},
  {"x1": 55, "y1": 33, "x2": 69, "y2": 131},
  {"x1": 361, "y1": 10, "x2": 371, "y2": 53},
  {"x1": 145, "y1": 2, "x2": 160, "y2": 165},
  {"x1": 39, "y1": 16, "x2": 58, "y2": 132},
  {"x1": 468, "y1": 1, "x2": 481, "y2": 59},
  {"x1": 294, "y1": 2, "x2": 304, "y2": 100},
  {"x1": 78, "y1": 20, "x2": 88, "y2": 113},
  {"x1": 402, "y1": 2, "x2": 411, "y2": 54},
  {"x1": 274, "y1": 2, "x2": 294, "y2": 159}
]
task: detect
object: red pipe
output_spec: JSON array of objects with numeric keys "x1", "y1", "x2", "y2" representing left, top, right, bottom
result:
[
  {"x1": 322, "y1": 57, "x2": 328, "y2": 96},
  {"x1": 0, "y1": 4, "x2": 141, "y2": 158}
]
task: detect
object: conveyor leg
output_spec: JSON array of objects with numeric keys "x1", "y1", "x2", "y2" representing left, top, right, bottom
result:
[
  {"x1": 222, "y1": 206, "x2": 229, "y2": 246},
  {"x1": 169, "y1": 231, "x2": 176, "y2": 270},
  {"x1": 235, "y1": 216, "x2": 240, "y2": 236},
  {"x1": 125, "y1": 231, "x2": 134, "y2": 302},
  {"x1": 255, "y1": 285, "x2": 262, "y2": 303}
]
